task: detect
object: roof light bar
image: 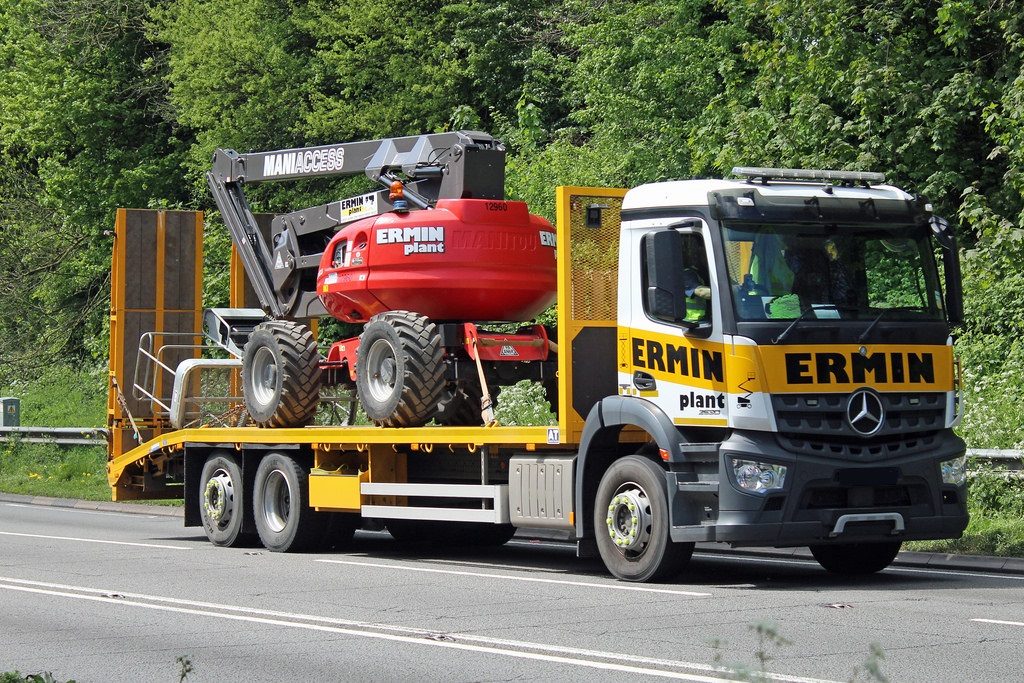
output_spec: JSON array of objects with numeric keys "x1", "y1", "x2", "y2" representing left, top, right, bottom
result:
[{"x1": 732, "y1": 167, "x2": 886, "y2": 185}]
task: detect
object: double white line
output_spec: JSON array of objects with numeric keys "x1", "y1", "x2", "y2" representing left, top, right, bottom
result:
[{"x1": 0, "y1": 576, "x2": 829, "y2": 682}]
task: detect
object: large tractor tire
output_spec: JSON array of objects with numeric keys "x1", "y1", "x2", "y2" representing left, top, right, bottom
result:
[
  {"x1": 594, "y1": 455, "x2": 694, "y2": 582},
  {"x1": 356, "y1": 311, "x2": 445, "y2": 427},
  {"x1": 242, "y1": 321, "x2": 321, "y2": 428},
  {"x1": 198, "y1": 453, "x2": 255, "y2": 547},
  {"x1": 435, "y1": 383, "x2": 491, "y2": 426},
  {"x1": 809, "y1": 541, "x2": 902, "y2": 575}
]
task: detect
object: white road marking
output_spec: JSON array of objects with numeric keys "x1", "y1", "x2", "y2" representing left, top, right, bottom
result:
[
  {"x1": 423, "y1": 557, "x2": 574, "y2": 573},
  {"x1": 0, "y1": 577, "x2": 829, "y2": 683},
  {"x1": 972, "y1": 618, "x2": 1024, "y2": 628},
  {"x1": 0, "y1": 530, "x2": 190, "y2": 550},
  {"x1": 507, "y1": 539, "x2": 576, "y2": 550},
  {"x1": 318, "y1": 558, "x2": 713, "y2": 596},
  {"x1": 3, "y1": 503, "x2": 161, "y2": 519},
  {"x1": 700, "y1": 552, "x2": 1024, "y2": 581}
]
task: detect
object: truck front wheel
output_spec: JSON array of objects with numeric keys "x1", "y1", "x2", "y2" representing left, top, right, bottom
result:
[
  {"x1": 594, "y1": 455, "x2": 693, "y2": 582},
  {"x1": 809, "y1": 541, "x2": 902, "y2": 575}
]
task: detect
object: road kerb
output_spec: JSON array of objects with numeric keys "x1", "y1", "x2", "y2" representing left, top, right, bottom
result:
[{"x1": 0, "y1": 492, "x2": 184, "y2": 517}]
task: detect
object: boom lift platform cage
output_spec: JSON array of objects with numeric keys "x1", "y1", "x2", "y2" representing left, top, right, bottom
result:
[{"x1": 106, "y1": 188, "x2": 629, "y2": 508}]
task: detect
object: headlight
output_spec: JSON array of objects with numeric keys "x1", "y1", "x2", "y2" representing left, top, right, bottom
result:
[
  {"x1": 940, "y1": 456, "x2": 967, "y2": 486},
  {"x1": 731, "y1": 458, "x2": 787, "y2": 494}
]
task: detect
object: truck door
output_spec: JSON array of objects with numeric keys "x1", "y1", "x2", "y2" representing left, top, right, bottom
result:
[{"x1": 618, "y1": 221, "x2": 730, "y2": 427}]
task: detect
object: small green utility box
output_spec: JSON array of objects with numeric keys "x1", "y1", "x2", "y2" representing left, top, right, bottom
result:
[{"x1": 1, "y1": 397, "x2": 20, "y2": 427}]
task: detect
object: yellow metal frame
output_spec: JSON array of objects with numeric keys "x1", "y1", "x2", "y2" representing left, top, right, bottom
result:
[
  {"x1": 106, "y1": 209, "x2": 128, "y2": 455},
  {"x1": 107, "y1": 209, "x2": 204, "y2": 477},
  {"x1": 109, "y1": 189, "x2": 642, "y2": 499},
  {"x1": 108, "y1": 424, "x2": 553, "y2": 492},
  {"x1": 555, "y1": 186, "x2": 629, "y2": 443},
  {"x1": 309, "y1": 469, "x2": 367, "y2": 511}
]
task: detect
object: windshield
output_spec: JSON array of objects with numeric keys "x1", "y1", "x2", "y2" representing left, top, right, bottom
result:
[{"x1": 722, "y1": 223, "x2": 946, "y2": 322}]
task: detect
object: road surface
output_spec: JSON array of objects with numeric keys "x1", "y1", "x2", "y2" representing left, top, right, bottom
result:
[{"x1": 1, "y1": 502, "x2": 1022, "y2": 682}]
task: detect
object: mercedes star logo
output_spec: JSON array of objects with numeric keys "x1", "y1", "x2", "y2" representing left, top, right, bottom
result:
[{"x1": 847, "y1": 389, "x2": 885, "y2": 436}]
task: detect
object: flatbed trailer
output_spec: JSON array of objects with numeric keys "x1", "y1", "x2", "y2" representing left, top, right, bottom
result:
[
  {"x1": 106, "y1": 186, "x2": 632, "y2": 559},
  {"x1": 108, "y1": 173, "x2": 969, "y2": 582}
]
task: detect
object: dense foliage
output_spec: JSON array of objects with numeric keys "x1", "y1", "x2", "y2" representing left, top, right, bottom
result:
[{"x1": 2, "y1": 0, "x2": 1024, "y2": 443}]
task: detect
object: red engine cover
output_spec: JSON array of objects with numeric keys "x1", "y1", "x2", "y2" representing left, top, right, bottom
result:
[{"x1": 317, "y1": 199, "x2": 557, "y2": 323}]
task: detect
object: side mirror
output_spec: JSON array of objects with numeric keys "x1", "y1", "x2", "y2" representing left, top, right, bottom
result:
[
  {"x1": 929, "y1": 216, "x2": 963, "y2": 326},
  {"x1": 942, "y1": 241, "x2": 964, "y2": 327},
  {"x1": 929, "y1": 215, "x2": 956, "y2": 250},
  {"x1": 645, "y1": 230, "x2": 686, "y2": 322}
]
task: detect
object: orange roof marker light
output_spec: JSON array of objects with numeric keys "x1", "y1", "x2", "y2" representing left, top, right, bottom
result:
[{"x1": 390, "y1": 180, "x2": 408, "y2": 212}]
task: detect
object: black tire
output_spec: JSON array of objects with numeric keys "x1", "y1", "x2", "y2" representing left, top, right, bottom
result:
[
  {"x1": 594, "y1": 455, "x2": 694, "y2": 582},
  {"x1": 809, "y1": 541, "x2": 902, "y2": 575},
  {"x1": 317, "y1": 512, "x2": 360, "y2": 551},
  {"x1": 242, "y1": 321, "x2": 321, "y2": 427},
  {"x1": 252, "y1": 453, "x2": 325, "y2": 552},
  {"x1": 460, "y1": 523, "x2": 517, "y2": 546},
  {"x1": 435, "y1": 383, "x2": 484, "y2": 426},
  {"x1": 356, "y1": 311, "x2": 445, "y2": 427},
  {"x1": 198, "y1": 454, "x2": 255, "y2": 547},
  {"x1": 386, "y1": 519, "x2": 516, "y2": 547}
]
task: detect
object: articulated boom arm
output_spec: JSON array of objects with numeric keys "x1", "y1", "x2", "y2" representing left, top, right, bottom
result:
[{"x1": 206, "y1": 131, "x2": 506, "y2": 319}]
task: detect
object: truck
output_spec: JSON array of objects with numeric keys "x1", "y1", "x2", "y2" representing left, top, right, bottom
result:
[{"x1": 106, "y1": 131, "x2": 969, "y2": 582}]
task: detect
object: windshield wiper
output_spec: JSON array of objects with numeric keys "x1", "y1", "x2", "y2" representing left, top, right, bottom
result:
[
  {"x1": 857, "y1": 306, "x2": 926, "y2": 344},
  {"x1": 857, "y1": 309, "x2": 888, "y2": 345},
  {"x1": 773, "y1": 306, "x2": 824, "y2": 344}
]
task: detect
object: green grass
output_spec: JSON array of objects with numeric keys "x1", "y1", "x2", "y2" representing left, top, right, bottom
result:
[
  {"x1": 905, "y1": 465, "x2": 1024, "y2": 558},
  {"x1": 0, "y1": 441, "x2": 110, "y2": 500},
  {"x1": 906, "y1": 515, "x2": 1024, "y2": 557},
  {"x1": 1, "y1": 365, "x2": 106, "y2": 428},
  {"x1": 0, "y1": 365, "x2": 114, "y2": 500}
]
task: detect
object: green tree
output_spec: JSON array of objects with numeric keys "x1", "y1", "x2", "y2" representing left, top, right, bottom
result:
[{"x1": 0, "y1": 0, "x2": 188, "y2": 374}]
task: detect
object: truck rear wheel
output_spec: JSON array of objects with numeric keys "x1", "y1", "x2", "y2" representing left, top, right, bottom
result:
[
  {"x1": 242, "y1": 321, "x2": 321, "y2": 427},
  {"x1": 252, "y1": 453, "x2": 325, "y2": 552},
  {"x1": 356, "y1": 311, "x2": 445, "y2": 427},
  {"x1": 809, "y1": 541, "x2": 902, "y2": 575},
  {"x1": 199, "y1": 454, "x2": 254, "y2": 547},
  {"x1": 594, "y1": 455, "x2": 693, "y2": 582}
]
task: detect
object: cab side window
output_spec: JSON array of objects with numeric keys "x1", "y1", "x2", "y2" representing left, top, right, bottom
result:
[{"x1": 642, "y1": 231, "x2": 711, "y2": 325}]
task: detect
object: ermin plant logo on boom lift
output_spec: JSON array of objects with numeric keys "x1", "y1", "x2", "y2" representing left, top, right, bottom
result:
[{"x1": 376, "y1": 226, "x2": 446, "y2": 255}]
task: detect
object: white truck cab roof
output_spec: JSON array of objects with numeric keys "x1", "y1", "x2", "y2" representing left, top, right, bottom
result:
[{"x1": 622, "y1": 176, "x2": 914, "y2": 215}]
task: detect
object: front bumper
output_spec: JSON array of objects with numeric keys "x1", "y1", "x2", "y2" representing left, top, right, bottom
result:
[{"x1": 669, "y1": 430, "x2": 969, "y2": 547}]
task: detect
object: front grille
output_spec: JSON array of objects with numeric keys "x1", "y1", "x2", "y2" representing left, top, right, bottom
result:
[
  {"x1": 774, "y1": 392, "x2": 944, "y2": 437},
  {"x1": 778, "y1": 430, "x2": 942, "y2": 461},
  {"x1": 773, "y1": 392, "x2": 945, "y2": 461}
]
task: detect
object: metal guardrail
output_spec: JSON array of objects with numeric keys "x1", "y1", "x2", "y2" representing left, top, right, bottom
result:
[
  {"x1": 0, "y1": 426, "x2": 109, "y2": 447},
  {"x1": 966, "y1": 449, "x2": 1023, "y2": 459},
  {"x1": 967, "y1": 449, "x2": 1023, "y2": 472}
]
